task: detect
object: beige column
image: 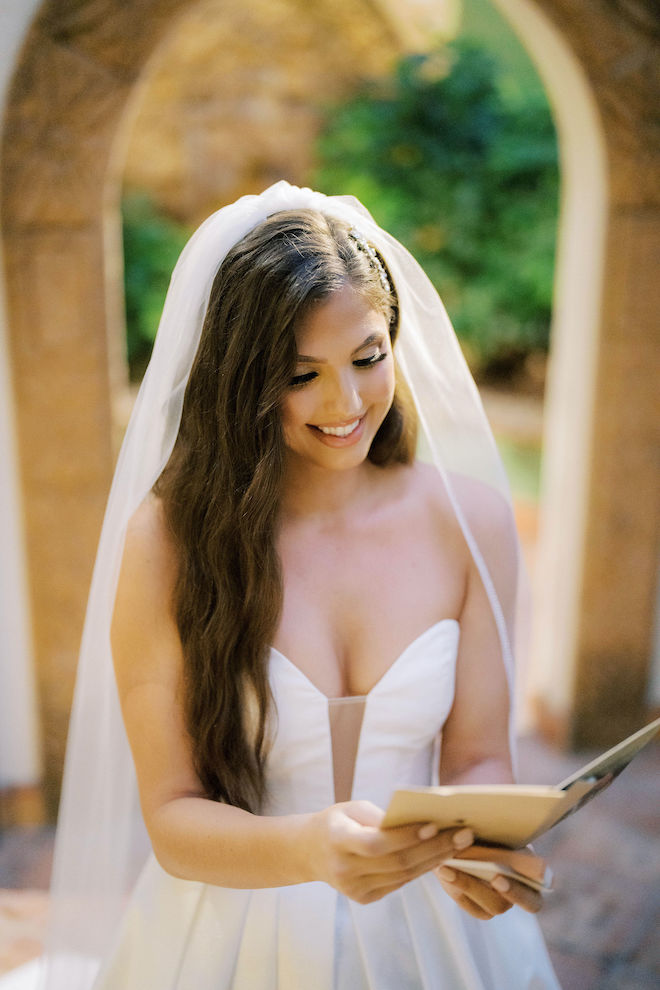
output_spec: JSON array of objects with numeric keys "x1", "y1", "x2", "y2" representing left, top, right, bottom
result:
[
  {"x1": 0, "y1": 0, "x2": 195, "y2": 815},
  {"x1": 572, "y1": 205, "x2": 659, "y2": 745},
  {"x1": 500, "y1": 0, "x2": 659, "y2": 747},
  {"x1": 0, "y1": 0, "x2": 44, "y2": 825},
  {"x1": 2, "y1": 229, "x2": 116, "y2": 813},
  {"x1": 542, "y1": 0, "x2": 659, "y2": 747}
]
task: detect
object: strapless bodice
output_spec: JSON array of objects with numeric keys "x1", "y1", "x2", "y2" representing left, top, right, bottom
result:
[{"x1": 264, "y1": 620, "x2": 460, "y2": 815}]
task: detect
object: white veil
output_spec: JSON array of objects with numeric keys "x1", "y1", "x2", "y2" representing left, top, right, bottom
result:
[{"x1": 37, "y1": 181, "x2": 522, "y2": 989}]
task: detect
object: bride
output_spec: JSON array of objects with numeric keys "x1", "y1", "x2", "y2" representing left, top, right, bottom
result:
[{"x1": 7, "y1": 183, "x2": 559, "y2": 989}]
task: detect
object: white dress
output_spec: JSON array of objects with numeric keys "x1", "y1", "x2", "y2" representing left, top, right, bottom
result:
[{"x1": 80, "y1": 619, "x2": 559, "y2": 990}]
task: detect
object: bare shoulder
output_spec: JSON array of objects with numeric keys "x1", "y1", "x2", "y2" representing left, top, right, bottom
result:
[
  {"x1": 406, "y1": 459, "x2": 453, "y2": 511},
  {"x1": 412, "y1": 461, "x2": 515, "y2": 540},
  {"x1": 121, "y1": 495, "x2": 178, "y2": 592},
  {"x1": 449, "y1": 472, "x2": 517, "y2": 545},
  {"x1": 392, "y1": 461, "x2": 467, "y2": 566},
  {"x1": 112, "y1": 495, "x2": 182, "y2": 695}
]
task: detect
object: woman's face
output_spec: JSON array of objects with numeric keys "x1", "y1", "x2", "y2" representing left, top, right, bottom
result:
[{"x1": 281, "y1": 282, "x2": 395, "y2": 472}]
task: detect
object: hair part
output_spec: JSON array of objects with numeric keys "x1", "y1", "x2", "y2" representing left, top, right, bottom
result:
[{"x1": 155, "y1": 209, "x2": 418, "y2": 811}]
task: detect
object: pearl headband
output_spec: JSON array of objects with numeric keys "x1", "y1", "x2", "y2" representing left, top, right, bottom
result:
[{"x1": 348, "y1": 226, "x2": 393, "y2": 294}]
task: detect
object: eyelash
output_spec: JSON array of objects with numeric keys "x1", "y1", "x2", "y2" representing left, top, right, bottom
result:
[{"x1": 289, "y1": 351, "x2": 386, "y2": 388}]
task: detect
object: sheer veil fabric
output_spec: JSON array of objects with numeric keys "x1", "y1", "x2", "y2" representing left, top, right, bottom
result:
[{"x1": 35, "y1": 182, "x2": 524, "y2": 989}]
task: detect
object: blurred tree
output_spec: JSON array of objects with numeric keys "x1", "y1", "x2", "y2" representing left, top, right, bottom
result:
[
  {"x1": 122, "y1": 193, "x2": 191, "y2": 379},
  {"x1": 312, "y1": 41, "x2": 559, "y2": 379}
]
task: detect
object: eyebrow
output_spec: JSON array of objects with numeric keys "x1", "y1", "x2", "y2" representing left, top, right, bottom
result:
[{"x1": 296, "y1": 333, "x2": 384, "y2": 365}]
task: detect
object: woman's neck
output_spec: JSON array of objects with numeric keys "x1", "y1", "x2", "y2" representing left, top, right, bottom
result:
[{"x1": 280, "y1": 456, "x2": 381, "y2": 522}]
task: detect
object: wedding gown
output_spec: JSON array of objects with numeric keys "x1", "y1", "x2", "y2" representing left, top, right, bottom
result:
[
  {"x1": 2, "y1": 620, "x2": 559, "y2": 989},
  {"x1": 85, "y1": 619, "x2": 557, "y2": 990}
]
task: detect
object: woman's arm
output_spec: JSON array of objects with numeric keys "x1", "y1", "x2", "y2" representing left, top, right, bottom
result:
[
  {"x1": 112, "y1": 499, "x2": 471, "y2": 901},
  {"x1": 111, "y1": 499, "x2": 312, "y2": 887},
  {"x1": 435, "y1": 494, "x2": 543, "y2": 918},
  {"x1": 439, "y1": 550, "x2": 514, "y2": 789}
]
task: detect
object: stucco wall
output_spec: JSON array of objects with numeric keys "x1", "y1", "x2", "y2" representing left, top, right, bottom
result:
[{"x1": 0, "y1": 0, "x2": 43, "y2": 804}]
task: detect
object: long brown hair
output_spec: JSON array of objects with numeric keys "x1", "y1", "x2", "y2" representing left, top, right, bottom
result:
[{"x1": 155, "y1": 209, "x2": 417, "y2": 811}]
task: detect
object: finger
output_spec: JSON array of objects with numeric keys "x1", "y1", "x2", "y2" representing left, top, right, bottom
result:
[
  {"x1": 363, "y1": 849, "x2": 456, "y2": 887},
  {"x1": 350, "y1": 879, "x2": 406, "y2": 904},
  {"x1": 350, "y1": 862, "x2": 440, "y2": 902},
  {"x1": 338, "y1": 819, "x2": 415, "y2": 857},
  {"x1": 380, "y1": 823, "x2": 473, "y2": 859},
  {"x1": 344, "y1": 817, "x2": 465, "y2": 858},
  {"x1": 338, "y1": 804, "x2": 431, "y2": 856},
  {"x1": 366, "y1": 828, "x2": 473, "y2": 875},
  {"x1": 341, "y1": 800, "x2": 386, "y2": 828},
  {"x1": 331, "y1": 807, "x2": 392, "y2": 857},
  {"x1": 490, "y1": 876, "x2": 543, "y2": 914},
  {"x1": 443, "y1": 889, "x2": 493, "y2": 921},
  {"x1": 436, "y1": 867, "x2": 511, "y2": 917},
  {"x1": 349, "y1": 834, "x2": 475, "y2": 898}
]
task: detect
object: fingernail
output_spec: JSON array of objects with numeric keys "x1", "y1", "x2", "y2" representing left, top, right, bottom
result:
[
  {"x1": 418, "y1": 823, "x2": 439, "y2": 840},
  {"x1": 452, "y1": 828, "x2": 473, "y2": 849},
  {"x1": 438, "y1": 866, "x2": 457, "y2": 883},
  {"x1": 492, "y1": 876, "x2": 510, "y2": 893}
]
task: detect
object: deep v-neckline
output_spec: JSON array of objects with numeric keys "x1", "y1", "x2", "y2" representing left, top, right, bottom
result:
[{"x1": 270, "y1": 618, "x2": 459, "y2": 701}]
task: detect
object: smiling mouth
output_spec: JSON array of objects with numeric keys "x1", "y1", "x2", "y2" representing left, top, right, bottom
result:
[{"x1": 312, "y1": 417, "x2": 362, "y2": 438}]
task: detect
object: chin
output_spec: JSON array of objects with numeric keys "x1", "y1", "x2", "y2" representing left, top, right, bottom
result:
[
  {"x1": 298, "y1": 444, "x2": 371, "y2": 473},
  {"x1": 286, "y1": 433, "x2": 375, "y2": 473}
]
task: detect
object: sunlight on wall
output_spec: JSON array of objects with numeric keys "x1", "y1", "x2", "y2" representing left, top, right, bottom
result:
[
  {"x1": 0, "y1": 0, "x2": 43, "y2": 790},
  {"x1": 490, "y1": 0, "x2": 608, "y2": 720}
]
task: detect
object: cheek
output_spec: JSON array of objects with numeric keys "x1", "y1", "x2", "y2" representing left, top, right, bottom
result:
[
  {"x1": 371, "y1": 360, "x2": 396, "y2": 405},
  {"x1": 281, "y1": 392, "x2": 310, "y2": 433}
]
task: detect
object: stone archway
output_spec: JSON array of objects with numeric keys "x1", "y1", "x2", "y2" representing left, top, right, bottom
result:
[
  {"x1": 495, "y1": 0, "x2": 659, "y2": 746},
  {"x1": 1, "y1": 0, "x2": 658, "y2": 816},
  {"x1": 0, "y1": 0, "x2": 205, "y2": 814}
]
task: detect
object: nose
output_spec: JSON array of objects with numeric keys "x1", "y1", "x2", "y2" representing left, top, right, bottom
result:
[{"x1": 324, "y1": 369, "x2": 362, "y2": 420}]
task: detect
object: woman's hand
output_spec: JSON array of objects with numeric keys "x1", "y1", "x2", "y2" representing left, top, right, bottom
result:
[
  {"x1": 435, "y1": 856, "x2": 544, "y2": 920},
  {"x1": 305, "y1": 800, "x2": 474, "y2": 905}
]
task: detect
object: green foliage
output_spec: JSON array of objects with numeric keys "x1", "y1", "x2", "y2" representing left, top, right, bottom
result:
[
  {"x1": 122, "y1": 193, "x2": 191, "y2": 379},
  {"x1": 311, "y1": 41, "x2": 559, "y2": 375},
  {"x1": 460, "y1": 0, "x2": 543, "y2": 106}
]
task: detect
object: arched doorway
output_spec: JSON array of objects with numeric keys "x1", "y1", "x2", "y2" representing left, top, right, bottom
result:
[
  {"x1": 0, "y1": 0, "x2": 206, "y2": 814},
  {"x1": 1, "y1": 0, "x2": 657, "y2": 817},
  {"x1": 494, "y1": 0, "x2": 659, "y2": 746}
]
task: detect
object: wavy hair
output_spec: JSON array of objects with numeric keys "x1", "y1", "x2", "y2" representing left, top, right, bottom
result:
[{"x1": 154, "y1": 210, "x2": 417, "y2": 811}]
